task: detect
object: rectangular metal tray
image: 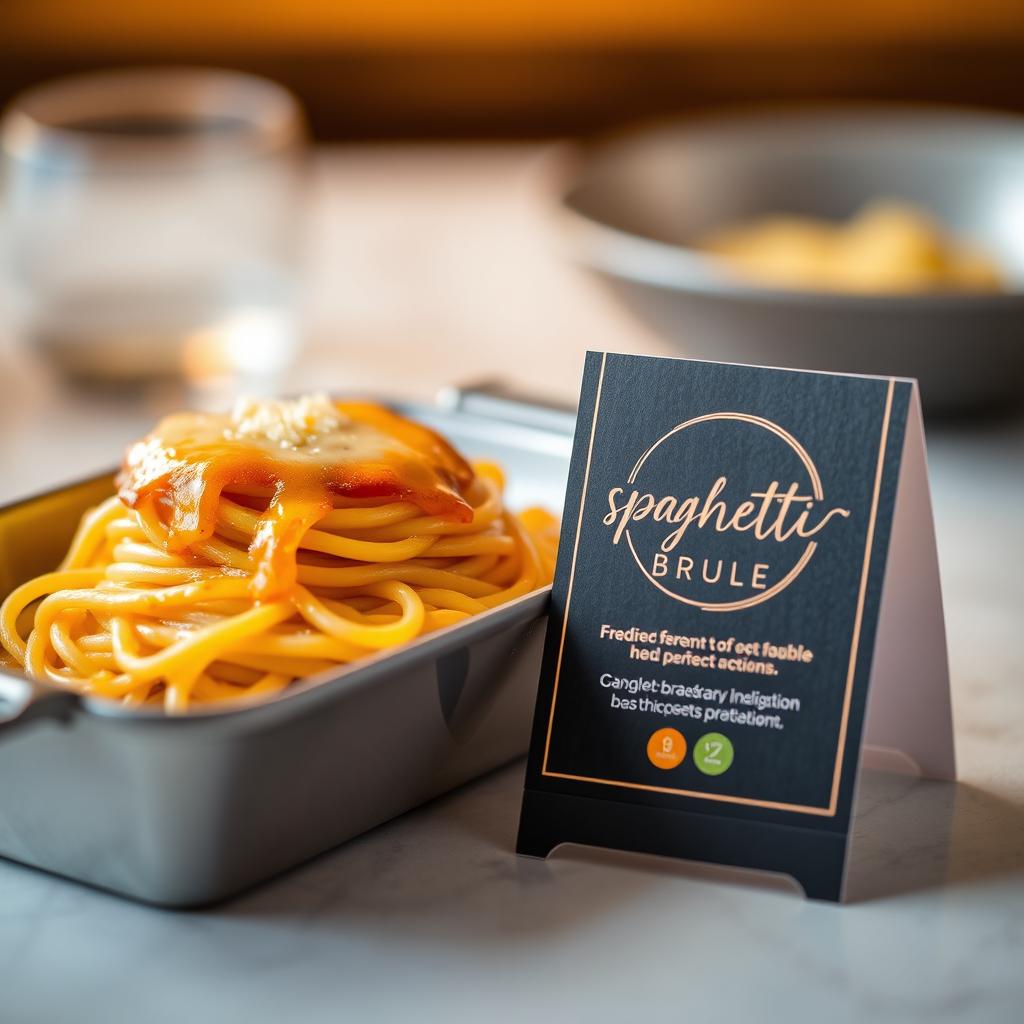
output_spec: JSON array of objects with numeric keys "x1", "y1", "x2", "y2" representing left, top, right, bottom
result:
[{"x1": 0, "y1": 389, "x2": 573, "y2": 906}]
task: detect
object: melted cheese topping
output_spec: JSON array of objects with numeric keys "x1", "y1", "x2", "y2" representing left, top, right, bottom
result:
[{"x1": 118, "y1": 397, "x2": 474, "y2": 600}]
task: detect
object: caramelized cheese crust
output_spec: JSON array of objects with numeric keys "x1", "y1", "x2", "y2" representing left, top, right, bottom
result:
[{"x1": 117, "y1": 398, "x2": 474, "y2": 599}]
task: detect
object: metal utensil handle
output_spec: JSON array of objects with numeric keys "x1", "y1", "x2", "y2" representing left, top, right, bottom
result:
[
  {"x1": 0, "y1": 672, "x2": 78, "y2": 737},
  {"x1": 436, "y1": 381, "x2": 577, "y2": 436}
]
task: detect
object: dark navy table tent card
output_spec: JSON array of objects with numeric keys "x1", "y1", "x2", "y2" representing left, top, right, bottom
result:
[{"x1": 518, "y1": 352, "x2": 954, "y2": 901}]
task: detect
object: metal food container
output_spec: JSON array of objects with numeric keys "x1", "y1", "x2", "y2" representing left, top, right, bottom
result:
[{"x1": 0, "y1": 389, "x2": 572, "y2": 907}]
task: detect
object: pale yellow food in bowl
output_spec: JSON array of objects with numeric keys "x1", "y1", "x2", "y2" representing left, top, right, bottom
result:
[{"x1": 696, "y1": 201, "x2": 1004, "y2": 294}]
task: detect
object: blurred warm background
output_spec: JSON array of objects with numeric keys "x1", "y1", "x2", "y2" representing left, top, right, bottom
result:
[
  {"x1": 5, "y1": 1, "x2": 1024, "y2": 137},
  {"x1": 0, "y1": 0, "x2": 1022, "y2": 497}
]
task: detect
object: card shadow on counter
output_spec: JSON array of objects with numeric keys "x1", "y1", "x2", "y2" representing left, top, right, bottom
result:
[
  {"x1": 218, "y1": 759, "x2": 1024, "y2": 940},
  {"x1": 843, "y1": 767, "x2": 1024, "y2": 903}
]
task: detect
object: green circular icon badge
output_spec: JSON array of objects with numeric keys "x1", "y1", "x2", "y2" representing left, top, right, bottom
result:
[{"x1": 694, "y1": 733, "x2": 734, "y2": 776}]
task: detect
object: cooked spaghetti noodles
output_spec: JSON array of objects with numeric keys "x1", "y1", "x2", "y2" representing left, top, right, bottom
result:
[{"x1": 0, "y1": 395, "x2": 558, "y2": 713}]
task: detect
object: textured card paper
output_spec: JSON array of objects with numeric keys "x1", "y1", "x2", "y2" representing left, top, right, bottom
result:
[{"x1": 517, "y1": 352, "x2": 954, "y2": 901}]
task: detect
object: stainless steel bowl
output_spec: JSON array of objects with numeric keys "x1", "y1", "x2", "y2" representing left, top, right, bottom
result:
[{"x1": 556, "y1": 106, "x2": 1024, "y2": 413}]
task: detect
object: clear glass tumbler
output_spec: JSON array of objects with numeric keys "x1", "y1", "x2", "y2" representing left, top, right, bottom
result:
[{"x1": 1, "y1": 67, "x2": 307, "y2": 388}]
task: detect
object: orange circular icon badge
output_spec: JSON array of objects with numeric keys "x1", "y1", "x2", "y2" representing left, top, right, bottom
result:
[{"x1": 646, "y1": 728, "x2": 687, "y2": 770}]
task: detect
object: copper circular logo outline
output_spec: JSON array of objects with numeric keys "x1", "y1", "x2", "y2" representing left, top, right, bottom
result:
[{"x1": 624, "y1": 412, "x2": 822, "y2": 612}]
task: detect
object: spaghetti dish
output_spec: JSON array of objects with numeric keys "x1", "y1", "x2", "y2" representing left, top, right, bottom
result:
[{"x1": 0, "y1": 395, "x2": 558, "y2": 713}]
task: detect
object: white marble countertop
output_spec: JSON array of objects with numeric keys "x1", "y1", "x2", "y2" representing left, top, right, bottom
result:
[{"x1": 0, "y1": 145, "x2": 1022, "y2": 1023}]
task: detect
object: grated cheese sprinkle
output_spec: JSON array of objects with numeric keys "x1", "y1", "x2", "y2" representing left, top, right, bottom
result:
[{"x1": 228, "y1": 393, "x2": 348, "y2": 448}]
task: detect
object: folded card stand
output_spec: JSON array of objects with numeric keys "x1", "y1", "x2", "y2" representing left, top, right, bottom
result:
[
  {"x1": 517, "y1": 352, "x2": 954, "y2": 901},
  {"x1": 862, "y1": 397, "x2": 955, "y2": 781}
]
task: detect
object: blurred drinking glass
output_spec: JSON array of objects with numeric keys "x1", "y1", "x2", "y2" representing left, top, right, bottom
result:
[{"x1": 0, "y1": 67, "x2": 306, "y2": 390}]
